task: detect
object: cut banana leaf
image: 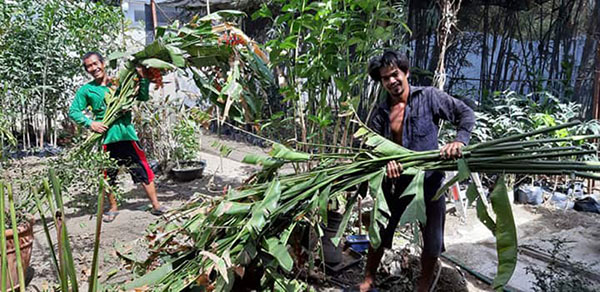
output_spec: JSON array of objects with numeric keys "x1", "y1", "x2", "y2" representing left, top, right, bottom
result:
[
  {"x1": 141, "y1": 58, "x2": 177, "y2": 69},
  {"x1": 490, "y1": 175, "x2": 518, "y2": 290}
]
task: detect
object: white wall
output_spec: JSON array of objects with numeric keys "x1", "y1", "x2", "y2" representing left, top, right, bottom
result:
[
  {"x1": 121, "y1": 0, "x2": 149, "y2": 46},
  {"x1": 120, "y1": 1, "x2": 201, "y2": 106}
]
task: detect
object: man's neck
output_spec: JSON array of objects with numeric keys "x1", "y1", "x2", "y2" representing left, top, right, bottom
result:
[
  {"x1": 94, "y1": 76, "x2": 109, "y2": 86},
  {"x1": 388, "y1": 89, "x2": 409, "y2": 106}
]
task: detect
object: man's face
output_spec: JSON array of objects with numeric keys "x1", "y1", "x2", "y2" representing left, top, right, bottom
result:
[
  {"x1": 379, "y1": 65, "x2": 409, "y2": 98},
  {"x1": 83, "y1": 55, "x2": 106, "y2": 82}
]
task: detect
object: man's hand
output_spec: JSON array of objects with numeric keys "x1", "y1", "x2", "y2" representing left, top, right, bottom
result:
[
  {"x1": 440, "y1": 141, "x2": 465, "y2": 160},
  {"x1": 386, "y1": 160, "x2": 403, "y2": 178},
  {"x1": 90, "y1": 121, "x2": 108, "y2": 133}
]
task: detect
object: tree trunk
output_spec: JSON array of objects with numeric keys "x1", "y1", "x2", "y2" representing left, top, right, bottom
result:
[
  {"x1": 487, "y1": 23, "x2": 499, "y2": 91},
  {"x1": 491, "y1": 17, "x2": 509, "y2": 91},
  {"x1": 574, "y1": 0, "x2": 598, "y2": 108},
  {"x1": 480, "y1": 2, "x2": 489, "y2": 101},
  {"x1": 410, "y1": 0, "x2": 435, "y2": 71},
  {"x1": 433, "y1": 0, "x2": 462, "y2": 90},
  {"x1": 590, "y1": 0, "x2": 600, "y2": 119},
  {"x1": 593, "y1": 44, "x2": 600, "y2": 118},
  {"x1": 501, "y1": 28, "x2": 515, "y2": 90},
  {"x1": 40, "y1": 65, "x2": 47, "y2": 149}
]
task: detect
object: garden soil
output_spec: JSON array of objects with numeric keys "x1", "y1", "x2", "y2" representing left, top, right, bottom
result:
[{"x1": 18, "y1": 133, "x2": 600, "y2": 291}]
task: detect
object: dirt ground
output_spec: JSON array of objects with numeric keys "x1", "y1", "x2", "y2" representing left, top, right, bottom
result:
[
  {"x1": 13, "y1": 133, "x2": 600, "y2": 291},
  {"x1": 23, "y1": 133, "x2": 262, "y2": 291},
  {"x1": 443, "y1": 200, "x2": 600, "y2": 291}
]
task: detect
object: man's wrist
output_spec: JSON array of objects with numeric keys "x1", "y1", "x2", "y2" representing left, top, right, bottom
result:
[
  {"x1": 453, "y1": 138, "x2": 467, "y2": 146},
  {"x1": 455, "y1": 132, "x2": 471, "y2": 146}
]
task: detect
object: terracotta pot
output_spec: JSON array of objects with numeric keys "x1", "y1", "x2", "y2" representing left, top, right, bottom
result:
[{"x1": 2, "y1": 220, "x2": 34, "y2": 290}]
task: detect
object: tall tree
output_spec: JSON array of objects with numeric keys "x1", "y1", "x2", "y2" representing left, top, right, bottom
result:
[
  {"x1": 0, "y1": 0, "x2": 124, "y2": 149},
  {"x1": 574, "y1": 0, "x2": 599, "y2": 117},
  {"x1": 433, "y1": 0, "x2": 463, "y2": 89}
]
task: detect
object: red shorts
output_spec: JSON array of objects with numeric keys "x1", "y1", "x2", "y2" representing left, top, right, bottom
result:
[{"x1": 103, "y1": 141, "x2": 155, "y2": 185}]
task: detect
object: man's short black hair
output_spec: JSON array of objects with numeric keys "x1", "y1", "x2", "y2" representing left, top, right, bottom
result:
[
  {"x1": 82, "y1": 51, "x2": 104, "y2": 63},
  {"x1": 368, "y1": 50, "x2": 410, "y2": 82}
]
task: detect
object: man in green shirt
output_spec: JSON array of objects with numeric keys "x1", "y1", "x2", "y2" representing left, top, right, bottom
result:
[{"x1": 69, "y1": 52, "x2": 166, "y2": 222}]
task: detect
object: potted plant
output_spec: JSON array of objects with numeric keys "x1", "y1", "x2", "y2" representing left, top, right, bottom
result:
[
  {"x1": 2, "y1": 217, "x2": 34, "y2": 290},
  {"x1": 171, "y1": 117, "x2": 205, "y2": 182},
  {"x1": 0, "y1": 182, "x2": 35, "y2": 290}
]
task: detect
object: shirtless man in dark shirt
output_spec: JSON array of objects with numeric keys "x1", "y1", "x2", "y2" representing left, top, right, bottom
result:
[{"x1": 356, "y1": 51, "x2": 475, "y2": 292}]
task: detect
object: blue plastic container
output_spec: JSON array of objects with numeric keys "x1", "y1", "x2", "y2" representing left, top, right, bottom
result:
[{"x1": 346, "y1": 235, "x2": 370, "y2": 253}]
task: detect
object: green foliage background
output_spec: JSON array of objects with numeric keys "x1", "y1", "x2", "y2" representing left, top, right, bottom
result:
[{"x1": 0, "y1": 0, "x2": 124, "y2": 148}]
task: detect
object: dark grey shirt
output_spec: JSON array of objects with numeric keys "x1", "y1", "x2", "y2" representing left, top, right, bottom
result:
[
  {"x1": 368, "y1": 85, "x2": 475, "y2": 152},
  {"x1": 368, "y1": 85, "x2": 475, "y2": 186}
]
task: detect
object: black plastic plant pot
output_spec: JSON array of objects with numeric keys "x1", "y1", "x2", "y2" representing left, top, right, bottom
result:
[
  {"x1": 172, "y1": 160, "x2": 206, "y2": 182},
  {"x1": 321, "y1": 223, "x2": 343, "y2": 265}
]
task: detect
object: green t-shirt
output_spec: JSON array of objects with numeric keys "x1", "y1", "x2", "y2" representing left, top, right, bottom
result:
[{"x1": 69, "y1": 78, "x2": 150, "y2": 145}]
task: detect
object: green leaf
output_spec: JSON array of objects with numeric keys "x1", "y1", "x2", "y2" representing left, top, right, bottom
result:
[
  {"x1": 368, "y1": 169, "x2": 389, "y2": 249},
  {"x1": 318, "y1": 184, "x2": 332, "y2": 224},
  {"x1": 269, "y1": 143, "x2": 310, "y2": 161},
  {"x1": 155, "y1": 25, "x2": 167, "y2": 38},
  {"x1": 399, "y1": 170, "x2": 421, "y2": 198},
  {"x1": 465, "y1": 181, "x2": 478, "y2": 205},
  {"x1": 121, "y1": 261, "x2": 174, "y2": 290},
  {"x1": 107, "y1": 51, "x2": 132, "y2": 61},
  {"x1": 365, "y1": 133, "x2": 412, "y2": 156},
  {"x1": 242, "y1": 154, "x2": 280, "y2": 167},
  {"x1": 89, "y1": 177, "x2": 105, "y2": 291},
  {"x1": 263, "y1": 237, "x2": 294, "y2": 272},
  {"x1": 214, "y1": 202, "x2": 252, "y2": 216},
  {"x1": 200, "y1": 251, "x2": 229, "y2": 283},
  {"x1": 33, "y1": 191, "x2": 59, "y2": 286},
  {"x1": 214, "y1": 269, "x2": 235, "y2": 291},
  {"x1": 223, "y1": 75, "x2": 242, "y2": 101},
  {"x1": 107, "y1": 51, "x2": 132, "y2": 68},
  {"x1": 489, "y1": 175, "x2": 518, "y2": 290},
  {"x1": 247, "y1": 180, "x2": 281, "y2": 236},
  {"x1": 476, "y1": 197, "x2": 496, "y2": 233},
  {"x1": 279, "y1": 35, "x2": 298, "y2": 49},
  {"x1": 140, "y1": 58, "x2": 177, "y2": 69},
  {"x1": 273, "y1": 272, "x2": 308, "y2": 291},
  {"x1": 281, "y1": 174, "x2": 320, "y2": 198},
  {"x1": 353, "y1": 127, "x2": 369, "y2": 139},
  {"x1": 165, "y1": 44, "x2": 185, "y2": 67},
  {"x1": 332, "y1": 191, "x2": 359, "y2": 246},
  {"x1": 7, "y1": 184, "x2": 26, "y2": 290},
  {"x1": 212, "y1": 141, "x2": 233, "y2": 157},
  {"x1": 251, "y1": 4, "x2": 272, "y2": 20},
  {"x1": 237, "y1": 242, "x2": 257, "y2": 266},
  {"x1": 434, "y1": 159, "x2": 471, "y2": 200},
  {"x1": 133, "y1": 40, "x2": 168, "y2": 60},
  {"x1": 467, "y1": 182, "x2": 497, "y2": 233},
  {"x1": 402, "y1": 167, "x2": 419, "y2": 176},
  {"x1": 399, "y1": 170, "x2": 427, "y2": 226}
]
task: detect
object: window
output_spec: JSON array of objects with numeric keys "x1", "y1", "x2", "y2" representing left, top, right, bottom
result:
[{"x1": 134, "y1": 9, "x2": 145, "y2": 23}]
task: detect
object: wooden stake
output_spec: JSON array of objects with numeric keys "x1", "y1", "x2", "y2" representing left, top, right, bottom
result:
[{"x1": 150, "y1": 0, "x2": 158, "y2": 33}]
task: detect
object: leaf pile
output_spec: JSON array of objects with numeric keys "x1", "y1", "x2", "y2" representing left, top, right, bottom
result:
[{"x1": 123, "y1": 120, "x2": 599, "y2": 291}]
